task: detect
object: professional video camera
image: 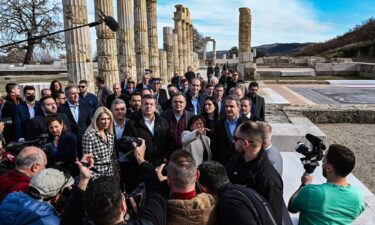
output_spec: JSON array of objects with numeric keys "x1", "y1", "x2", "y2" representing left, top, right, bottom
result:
[
  {"x1": 117, "y1": 136, "x2": 142, "y2": 158},
  {"x1": 6, "y1": 133, "x2": 52, "y2": 156},
  {"x1": 0, "y1": 117, "x2": 12, "y2": 126},
  {"x1": 295, "y1": 133, "x2": 326, "y2": 174}
]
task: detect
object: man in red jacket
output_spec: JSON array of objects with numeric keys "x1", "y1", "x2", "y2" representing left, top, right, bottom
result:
[{"x1": 0, "y1": 146, "x2": 47, "y2": 196}]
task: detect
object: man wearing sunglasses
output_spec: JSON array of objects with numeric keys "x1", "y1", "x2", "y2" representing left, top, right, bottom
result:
[{"x1": 227, "y1": 121, "x2": 284, "y2": 225}]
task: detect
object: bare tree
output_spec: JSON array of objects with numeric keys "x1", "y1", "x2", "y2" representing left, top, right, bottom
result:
[{"x1": 0, "y1": 0, "x2": 64, "y2": 64}]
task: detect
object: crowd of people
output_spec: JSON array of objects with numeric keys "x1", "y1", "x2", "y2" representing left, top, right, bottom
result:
[{"x1": 0, "y1": 66, "x2": 365, "y2": 225}]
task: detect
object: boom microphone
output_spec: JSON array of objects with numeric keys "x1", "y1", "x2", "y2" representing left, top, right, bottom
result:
[
  {"x1": 104, "y1": 16, "x2": 120, "y2": 32},
  {"x1": 97, "y1": 9, "x2": 119, "y2": 32}
]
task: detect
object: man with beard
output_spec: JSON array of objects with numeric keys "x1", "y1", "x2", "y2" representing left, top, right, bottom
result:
[
  {"x1": 126, "y1": 92, "x2": 142, "y2": 118},
  {"x1": 246, "y1": 81, "x2": 265, "y2": 121},
  {"x1": 288, "y1": 144, "x2": 365, "y2": 225}
]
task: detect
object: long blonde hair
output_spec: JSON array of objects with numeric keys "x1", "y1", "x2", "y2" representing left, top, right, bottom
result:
[{"x1": 86, "y1": 106, "x2": 114, "y2": 135}]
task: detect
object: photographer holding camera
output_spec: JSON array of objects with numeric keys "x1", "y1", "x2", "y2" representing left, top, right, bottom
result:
[
  {"x1": 288, "y1": 144, "x2": 365, "y2": 225},
  {"x1": 61, "y1": 138, "x2": 167, "y2": 225}
]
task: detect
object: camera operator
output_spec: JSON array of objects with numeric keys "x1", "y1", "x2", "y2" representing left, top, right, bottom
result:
[
  {"x1": 288, "y1": 144, "x2": 365, "y2": 224},
  {"x1": 0, "y1": 146, "x2": 47, "y2": 199},
  {"x1": 61, "y1": 139, "x2": 167, "y2": 225}
]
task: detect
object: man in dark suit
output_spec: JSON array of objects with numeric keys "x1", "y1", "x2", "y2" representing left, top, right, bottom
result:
[
  {"x1": 58, "y1": 86, "x2": 92, "y2": 157},
  {"x1": 240, "y1": 97, "x2": 258, "y2": 121},
  {"x1": 246, "y1": 81, "x2": 265, "y2": 121},
  {"x1": 123, "y1": 94, "x2": 169, "y2": 192},
  {"x1": 27, "y1": 96, "x2": 71, "y2": 140},
  {"x1": 1, "y1": 83, "x2": 23, "y2": 143},
  {"x1": 214, "y1": 84, "x2": 226, "y2": 118},
  {"x1": 136, "y1": 72, "x2": 151, "y2": 90},
  {"x1": 161, "y1": 93, "x2": 193, "y2": 157},
  {"x1": 150, "y1": 78, "x2": 168, "y2": 107},
  {"x1": 184, "y1": 66, "x2": 195, "y2": 83},
  {"x1": 185, "y1": 77, "x2": 207, "y2": 115},
  {"x1": 14, "y1": 86, "x2": 42, "y2": 141},
  {"x1": 161, "y1": 84, "x2": 179, "y2": 111},
  {"x1": 211, "y1": 95, "x2": 248, "y2": 167},
  {"x1": 78, "y1": 80, "x2": 98, "y2": 116},
  {"x1": 110, "y1": 99, "x2": 130, "y2": 189},
  {"x1": 106, "y1": 83, "x2": 130, "y2": 109}
]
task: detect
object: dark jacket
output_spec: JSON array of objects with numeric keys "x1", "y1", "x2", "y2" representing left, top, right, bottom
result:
[
  {"x1": 246, "y1": 94, "x2": 265, "y2": 121},
  {"x1": 184, "y1": 71, "x2": 196, "y2": 83},
  {"x1": 14, "y1": 101, "x2": 42, "y2": 140},
  {"x1": 79, "y1": 92, "x2": 98, "y2": 117},
  {"x1": 61, "y1": 162, "x2": 167, "y2": 225},
  {"x1": 26, "y1": 113, "x2": 71, "y2": 141},
  {"x1": 0, "y1": 169, "x2": 31, "y2": 195},
  {"x1": 47, "y1": 132, "x2": 78, "y2": 176},
  {"x1": 226, "y1": 150, "x2": 284, "y2": 225},
  {"x1": 57, "y1": 102, "x2": 92, "y2": 139},
  {"x1": 215, "y1": 183, "x2": 277, "y2": 225},
  {"x1": 0, "y1": 192, "x2": 60, "y2": 225},
  {"x1": 211, "y1": 116, "x2": 248, "y2": 166},
  {"x1": 185, "y1": 92, "x2": 207, "y2": 115},
  {"x1": 124, "y1": 111, "x2": 169, "y2": 164},
  {"x1": 136, "y1": 83, "x2": 151, "y2": 90},
  {"x1": 1, "y1": 96, "x2": 23, "y2": 143},
  {"x1": 154, "y1": 89, "x2": 168, "y2": 107}
]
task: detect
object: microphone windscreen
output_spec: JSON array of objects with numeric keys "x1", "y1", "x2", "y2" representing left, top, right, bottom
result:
[{"x1": 104, "y1": 16, "x2": 119, "y2": 32}]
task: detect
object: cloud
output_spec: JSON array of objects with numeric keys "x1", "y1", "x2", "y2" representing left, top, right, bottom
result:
[{"x1": 156, "y1": 0, "x2": 335, "y2": 50}]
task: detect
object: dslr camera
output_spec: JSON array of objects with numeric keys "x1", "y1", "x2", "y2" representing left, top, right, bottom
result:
[
  {"x1": 117, "y1": 136, "x2": 142, "y2": 158},
  {"x1": 295, "y1": 134, "x2": 326, "y2": 174}
]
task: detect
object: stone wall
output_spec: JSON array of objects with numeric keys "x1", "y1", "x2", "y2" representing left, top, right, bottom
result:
[
  {"x1": 283, "y1": 105, "x2": 375, "y2": 124},
  {"x1": 314, "y1": 62, "x2": 358, "y2": 76},
  {"x1": 358, "y1": 63, "x2": 375, "y2": 78}
]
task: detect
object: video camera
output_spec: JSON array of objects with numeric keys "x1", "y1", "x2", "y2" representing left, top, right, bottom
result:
[
  {"x1": 6, "y1": 133, "x2": 52, "y2": 156},
  {"x1": 295, "y1": 134, "x2": 326, "y2": 174}
]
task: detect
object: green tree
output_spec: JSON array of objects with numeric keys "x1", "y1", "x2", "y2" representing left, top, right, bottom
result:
[
  {"x1": 0, "y1": 0, "x2": 64, "y2": 64},
  {"x1": 229, "y1": 46, "x2": 239, "y2": 58}
]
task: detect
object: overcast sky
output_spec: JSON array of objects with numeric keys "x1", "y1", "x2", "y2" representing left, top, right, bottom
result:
[{"x1": 86, "y1": 0, "x2": 375, "y2": 53}]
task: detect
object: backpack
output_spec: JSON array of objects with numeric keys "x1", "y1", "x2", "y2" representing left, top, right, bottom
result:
[{"x1": 217, "y1": 186, "x2": 278, "y2": 225}]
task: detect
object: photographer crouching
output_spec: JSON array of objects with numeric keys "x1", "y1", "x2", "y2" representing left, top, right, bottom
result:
[
  {"x1": 288, "y1": 144, "x2": 365, "y2": 224},
  {"x1": 61, "y1": 138, "x2": 166, "y2": 225}
]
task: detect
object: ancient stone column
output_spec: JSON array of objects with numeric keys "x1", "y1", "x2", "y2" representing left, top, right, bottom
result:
[
  {"x1": 174, "y1": 5, "x2": 184, "y2": 75},
  {"x1": 134, "y1": 0, "x2": 149, "y2": 82},
  {"x1": 238, "y1": 7, "x2": 257, "y2": 80},
  {"x1": 181, "y1": 8, "x2": 187, "y2": 71},
  {"x1": 172, "y1": 33, "x2": 180, "y2": 75},
  {"x1": 212, "y1": 39, "x2": 217, "y2": 65},
  {"x1": 117, "y1": 0, "x2": 137, "y2": 81},
  {"x1": 94, "y1": 0, "x2": 119, "y2": 85},
  {"x1": 62, "y1": 0, "x2": 94, "y2": 90},
  {"x1": 147, "y1": 0, "x2": 159, "y2": 77},
  {"x1": 202, "y1": 41, "x2": 207, "y2": 61},
  {"x1": 159, "y1": 50, "x2": 167, "y2": 82},
  {"x1": 163, "y1": 27, "x2": 174, "y2": 81},
  {"x1": 185, "y1": 9, "x2": 191, "y2": 68},
  {"x1": 189, "y1": 24, "x2": 194, "y2": 67},
  {"x1": 193, "y1": 52, "x2": 199, "y2": 71}
]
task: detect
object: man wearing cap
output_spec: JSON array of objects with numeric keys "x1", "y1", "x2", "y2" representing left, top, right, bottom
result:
[
  {"x1": 0, "y1": 168, "x2": 74, "y2": 225},
  {"x1": 150, "y1": 78, "x2": 168, "y2": 107}
]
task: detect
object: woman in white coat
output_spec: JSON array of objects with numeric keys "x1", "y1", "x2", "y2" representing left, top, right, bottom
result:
[{"x1": 181, "y1": 115, "x2": 212, "y2": 165}]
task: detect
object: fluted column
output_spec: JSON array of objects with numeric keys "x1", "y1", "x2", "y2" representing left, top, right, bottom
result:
[
  {"x1": 94, "y1": 0, "x2": 119, "y2": 85},
  {"x1": 134, "y1": 0, "x2": 149, "y2": 82},
  {"x1": 172, "y1": 33, "x2": 180, "y2": 74},
  {"x1": 159, "y1": 50, "x2": 167, "y2": 82},
  {"x1": 212, "y1": 40, "x2": 217, "y2": 65},
  {"x1": 163, "y1": 27, "x2": 174, "y2": 81},
  {"x1": 62, "y1": 0, "x2": 94, "y2": 90},
  {"x1": 117, "y1": 0, "x2": 137, "y2": 81},
  {"x1": 190, "y1": 24, "x2": 194, "y2": 66},
  {"x1": 174, "y1": 5, "x2": 184, "y2": 75},
  {"x1": 147, "y1": 0, "x2": 159, "y2": 77},
  {"x1": 181, "y1": 16, "x2": 187, "y2": 72},
  {"x1": 202, "y1": 40, "x2": 207, "y2": 61}
]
